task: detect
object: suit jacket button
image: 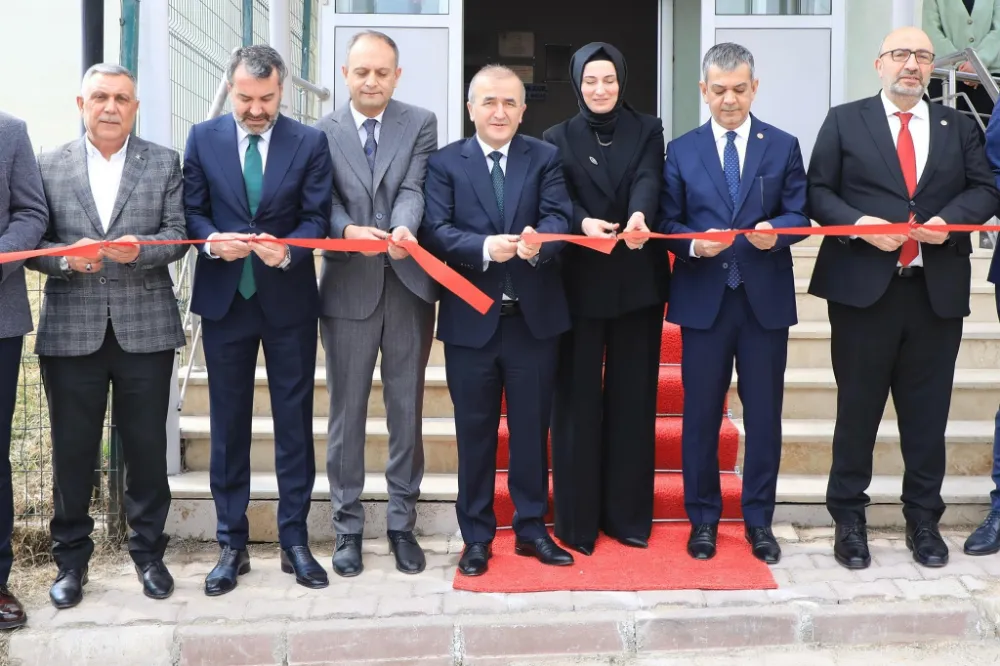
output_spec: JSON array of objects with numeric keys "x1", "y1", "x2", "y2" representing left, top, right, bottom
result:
[
  {"x1": 376, "y1": 213, "x2": 384, "y2": 220},
  {"x1": 248, "y1": 221, "x2": 256, "y2": 228},
  {"x1": 909, "y1": 200, "x2": 915, "y2": 206},
  {"x1": 99, "y1": 277, "x2": 107, "y2": 285},
  {"x1": 722, "y1": 262, "x2": 729, "y2": 269}
]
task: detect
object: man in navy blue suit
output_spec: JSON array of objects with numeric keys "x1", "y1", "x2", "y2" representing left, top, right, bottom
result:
[
  {"x1": 965, "y1": 98, "x2": 1000, "y2": 557},
  {"x1": 657, "y1": 43, "x2": 809, "y2": 564},
  {"x1": 184, "y1": 45, "x2": 333, "y2": 595},
  {"x1": 421, "y1": 64, "x2": 575, "y2": 576}
]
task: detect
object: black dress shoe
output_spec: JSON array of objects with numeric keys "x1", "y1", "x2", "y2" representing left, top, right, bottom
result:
[
  {"x1": 906, "y1": 521, "x2": 949, "y2": 567},
  {"x1": 281, "y1": 545, "x2": 329, "y2": 588},
  {"x1": 204, "y1": 546, "x2": 250, "y2": 596},
  {"x1": 745, "y1": 526, "x2": 781, "y2": 564},
  {"x1": 833, "y1": 522, "x2": 871, "y2": 569},
  {"x1": 135, "y1": 560, "x2": 174, "y2": 599},
  {"x1": 687, "y1": 523, "x2": 718, "y2": 560},
  {"x1": 50, "y1": 567, "x2": 87, "y2": 609},
  {"x1": 567, "y1": 541, "x2": 595, "y2": 556},
  {"x1": 514, "y1": 536, "x2": 574, "y2": 566},
  {"x1": 617, "y1": 536, "x2": 649, "y2": 549},
  {"x1": 965, "y1": 510, "x2": 1000, "y2": 556},
  {"x1": 332, "y1": 534, "x2": 363, "y2": 577},
  {"x1": 0, "y1": 585, "x2": 25, "y2": 629},
  {"x1": 458, "y1": 542, "x2": 492, "y2": 576},
  {"x1": 387, "y1": 531, "x2": 426, "y2": 574}
]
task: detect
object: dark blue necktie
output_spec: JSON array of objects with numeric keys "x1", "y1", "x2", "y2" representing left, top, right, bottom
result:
[
  {"x1": 363, "y1": 118, "x2": 378, "y2": 172},
  {"x1": 723, "y1": 131, "x2": 742, "y2": 289},
  {"x1": 489, "y1": 151, "x2": 516, "y2": 299}
]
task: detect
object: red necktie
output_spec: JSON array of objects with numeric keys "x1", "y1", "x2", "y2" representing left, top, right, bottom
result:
[{"x1": 895, "y1": 112, "x2": 919, "y2": 266}]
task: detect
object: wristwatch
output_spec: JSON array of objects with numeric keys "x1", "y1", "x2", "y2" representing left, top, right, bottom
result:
[
  {"x1": 278, "y1": 245, "x2": 291, "y2": 270},
  {"x1": 59, "y1": 257, "x2": 73, "y2": 274}
]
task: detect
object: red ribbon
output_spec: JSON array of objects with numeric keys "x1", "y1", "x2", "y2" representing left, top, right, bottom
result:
[{"x1": 3, "y1": 221, "x2": 997, "y2": 316}]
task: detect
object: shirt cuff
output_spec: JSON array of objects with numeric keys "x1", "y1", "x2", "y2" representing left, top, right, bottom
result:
[
  {"x1": 482, "y1": 237, "x2": 491, "y2": 271},
  {"x1": 689, "y1": 240, "x2": 698, "y2": 257},
  {"x1": 205, "y1": 232, "x2": 220, "y2": 258}
]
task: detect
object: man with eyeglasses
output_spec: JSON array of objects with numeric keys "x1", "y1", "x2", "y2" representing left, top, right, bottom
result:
[{"x1": 807, "y1": 27, "x2": 1000, "y2": 570}]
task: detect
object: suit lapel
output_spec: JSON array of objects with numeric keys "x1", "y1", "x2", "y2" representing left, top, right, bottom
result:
[
  {"x1": 913, "y1": 101, "x2": 943, "y2": 197},
  {"x1": 566, "y1": 115, "x2": 615, "y2": 199},
  {"x1": 861, "y1": 94, "x2": 909, "y2": 196},
  {"x1": 332, "y1": 104, "x2": 373, "y2": 196},
  {"x1": 106, "y1": 138, "x2": 148, "y2": 233},
  {"x1": 696, "y1": 123, "x2": 733, "y2": 212},
  {"x1": 257, "y1": 115, "x2": 303, "y2": 215},
  {"x1": 460, "y1": 138, "x2": 504, "y2": 232},
  {"x1": 373, "y1": 101, "x2": 407, "y2": 193},
  {"x1": 211, "y1": 115, "x2": 251, "y2": 215},
  {"x1": 733, "y1": 116, "x2": 768, "y2": 216},
  {"x1": 503, "y1": 136, "x2": 532, "y2": 234},
  {"x1": 68, "y1": 140, "x2": 104, "y2": 236}
]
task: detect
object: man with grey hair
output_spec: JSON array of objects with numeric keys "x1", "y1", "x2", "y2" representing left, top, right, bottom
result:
[
  {"x1": 27, "y1": 63, "x2": 187, "y2": 608},
  {"x1": 656, "y1": 42, "x2": 809, "y2": 565},
  {"x1": 314, "y1": 30, "x2": 438, "y2": 577},
  {"x1": 184, "y1": 45, "x2": 333, "y2": 595},
  {"x1": 808, "y1": 27, "x2": 999, "y2": 570},
  {"x1": 0, "y1": 111, "x2": 47, "y2": 628}
]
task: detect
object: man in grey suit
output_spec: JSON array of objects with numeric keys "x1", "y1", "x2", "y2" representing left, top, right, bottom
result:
[
  {"x1": 314, "y1": 30, "x2": 438, "y2": 577},
  {"x1": 27, "y1": 64, "x2": 187, "y2": 609},
  {"x1": 0, "y1": 112, "x2": 48, "y2": 629}
]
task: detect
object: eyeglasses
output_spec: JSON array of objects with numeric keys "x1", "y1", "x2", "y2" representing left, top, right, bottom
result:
[{"x1": 879, "y1": 48, "x2": 935, "y2": 65}]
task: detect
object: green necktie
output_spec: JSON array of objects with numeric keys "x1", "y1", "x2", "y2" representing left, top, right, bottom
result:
[{"x1": 239, "y1": 134, "x2": 263, "y2": 299}]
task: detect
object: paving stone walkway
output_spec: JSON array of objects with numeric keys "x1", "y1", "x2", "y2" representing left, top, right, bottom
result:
[{"x1": 7, "y1": 526, "x2": 1000, "y2": 665}]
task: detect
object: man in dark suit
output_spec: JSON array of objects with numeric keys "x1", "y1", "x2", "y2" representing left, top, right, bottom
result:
[
  {"x1": 964, "y1": 97, "x2": 1000, "y2": 557},
  {"x1": 29, "y1": 64, "x2": 187, "y2": 607},
  {"x1": 421, "y1": 64, "x2": 575, "y2": 576},
  {"x1": 184, "y1": 45, "x2": 333, "y2": 594},
  {"x1": 808, "y1": 27, "x2": 1000, "y2": 570},
  {"x1": 0, "y1": 111, "x2": 47, "y2": 626},
  {"x1": 657, "y1": 42, "x2": 809, "y2": 565}
]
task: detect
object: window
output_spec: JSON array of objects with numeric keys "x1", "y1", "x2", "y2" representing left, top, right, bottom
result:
[
  {"x1": 335, "y1": 0, "x2": 448, "y2": 14},
  {"x1": 716, "y1": 0, "x2": 831, "y2": 15}
]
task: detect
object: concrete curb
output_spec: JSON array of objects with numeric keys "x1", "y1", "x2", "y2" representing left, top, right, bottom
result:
[{"x1": 6, "y1": 599, "x2": 1000, "y2": 665}]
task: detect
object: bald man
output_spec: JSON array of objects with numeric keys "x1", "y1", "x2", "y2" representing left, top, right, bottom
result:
[{"x1": 807, "y1": 27, "x2": 1000, "y2": 570}]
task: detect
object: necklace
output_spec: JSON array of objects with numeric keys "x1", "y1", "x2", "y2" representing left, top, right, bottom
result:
[{"x1": 594, "y1": 131, "x2": 612, "y2": 147}]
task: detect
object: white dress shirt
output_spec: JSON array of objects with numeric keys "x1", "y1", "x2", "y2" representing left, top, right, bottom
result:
[
  {"x1": 879, "y1": 91, "x2": 929, "y2": 267},
  {"x1": 350, "y1": 103, "x2": 384, "y2": 146},
  {"x1": 690, "y1": 114, "x2": 752, "y2": 257},
  {"x1": 206, "y1": 117, "x2": 276, "y2": 260},
  {"x1": 85, "y1": 136, "x2": 128, "y2": 233}
]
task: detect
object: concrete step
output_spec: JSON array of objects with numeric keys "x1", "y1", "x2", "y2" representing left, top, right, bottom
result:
[
  {"x1": 794, "y1": 278, "x2": 996, "y2": 322},
  {"x1": 165, "y1": 469, "x2": 997, "y2": 539},
  {"x1": 179, "y1": 414, "x2": 997, "y2": 477},
  {"x1": 728, "y1": 367, "x2": 1000, "y2": 421},
  {"x1": 737, "y1": 417, "x2": 998, "y2": 476},
  {"x1": 791, "y1": 245, "x2": 994, "y2": 281},
  {"x1": 181, "y1": 366, "x2": 453, "y2": 418},
  {"x1": 785, "y1": 320, "x2": 1000, "y2": 368}
]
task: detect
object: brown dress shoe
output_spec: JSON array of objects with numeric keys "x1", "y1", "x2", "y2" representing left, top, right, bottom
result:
[{"x1": 0, "y1": 585, "x2": 26, "y2": 629}]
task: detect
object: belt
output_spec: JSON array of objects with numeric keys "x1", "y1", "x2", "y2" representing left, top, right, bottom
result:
[
  {"x1": 499, "y1": 300, "x2": 520, "y2": 316},
  {"x1": 895, "y1": 266, "x2": 924, "y2": 278}
]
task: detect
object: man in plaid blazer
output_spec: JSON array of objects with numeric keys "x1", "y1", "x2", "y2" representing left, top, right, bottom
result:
[
  {"x1": 26, "y1": 64, "x2": 187, "y2": 609},
  {"x1": 0, "y1": 111, "x2": 48, "y2": 629}
]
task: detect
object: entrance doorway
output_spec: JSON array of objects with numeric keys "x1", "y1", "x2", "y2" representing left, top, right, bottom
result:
[{"x1": 462, "y1": 0, "x2": 660, "y2": 139}]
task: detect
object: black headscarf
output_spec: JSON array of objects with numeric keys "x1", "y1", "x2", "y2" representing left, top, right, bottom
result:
[{"x1": 569, "y1": 42, "x2": 630, "y2": 141}]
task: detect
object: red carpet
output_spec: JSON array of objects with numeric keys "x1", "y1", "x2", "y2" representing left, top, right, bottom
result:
[
  {"x1": 452, "y1": 523, "x2": 777, "y2": 593},
  {"x1": 454, "y1": 310, "x2": 778, "y2": 592}
]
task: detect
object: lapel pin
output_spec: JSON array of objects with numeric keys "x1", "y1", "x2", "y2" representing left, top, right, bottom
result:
[
  {"x1": 589, "y1": 156, "x2": 598, "y2": 165},
  {"x1": 757, "y1": 133, "x2": 764, "y2": 139},
  {"x1": 941, "y1": 119, "x2": 948, "y2": 125}
]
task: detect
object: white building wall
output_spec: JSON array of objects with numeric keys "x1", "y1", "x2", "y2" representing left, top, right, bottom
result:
[{"x1": 0, "y1": 0, "x2": 121, "y2": 153}]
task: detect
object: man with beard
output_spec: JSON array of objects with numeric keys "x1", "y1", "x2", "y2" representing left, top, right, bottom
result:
[
  {"x1": 184, "y1": 45, "x2": 334, "y2": 595},
  {"x1": 808, "y1": 27, "x2": 999, "y2": 570}
]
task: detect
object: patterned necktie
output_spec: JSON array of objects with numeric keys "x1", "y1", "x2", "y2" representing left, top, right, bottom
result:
[
  {"x1": 489, "y1": 151, "x2": 516, "y2": 299},
  {"x1": 895, "y1": 112, "x2": 919, "y2": 267},
  {"x1": 239, "y1": 134, "x2": 262, "y2": 299},
  {"x1": 363, "y1": 118, "x2": 378, "y2": 172},
  {"x1": 723, "y1": 131, "x2": 742, "y2": 289}
]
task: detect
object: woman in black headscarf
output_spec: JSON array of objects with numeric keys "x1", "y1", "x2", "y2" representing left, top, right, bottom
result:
[{"x1": 542, "y1": 42, "x2": 669, "y2": 555}]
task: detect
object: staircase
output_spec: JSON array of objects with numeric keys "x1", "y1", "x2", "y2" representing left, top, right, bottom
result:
[{"x1": 166, "y1": 235, "x2": 999, "y2": 541}]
